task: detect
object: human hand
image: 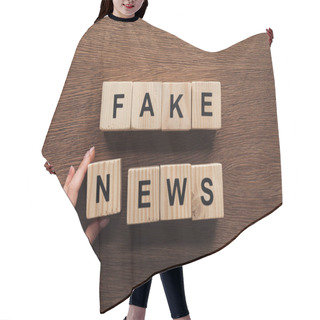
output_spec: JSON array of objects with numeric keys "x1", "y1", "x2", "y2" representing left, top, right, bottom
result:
[
  {"x1": 63, "y1": 146, "x2": 110, "y2": 244},
  {"x1": 44, "y1": 161, "x2": 56, "y2": 174},
  {"x1": 266, "y1": 27, "x2": 274, "y2": 46}
]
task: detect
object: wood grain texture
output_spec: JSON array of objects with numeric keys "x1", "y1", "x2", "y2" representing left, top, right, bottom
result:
[
  {"x1": 86, "y1": 159, "x2": 121, "y2": 219},
  {"x1": 42, "y1": 16, "x2": 282, "y2": 313},
  {"x1": 100, "y1": 81, "x2": 132, "y2": 131},
  {"x1": 162, "y1": 82, "x2": 192, "y2": 131},
  {"x1": 192, "y1": 81, "x2": 221, "y2": 129},
  {"x1": 160, "y1": 164, "x2": 192, "y2": 220},
  {"x1": 131, "y1": 81, "x2": 162, "y2": 130},
  {"x1": 127, "y1": 166, "x2": 160, "y2": 224},
  {"x1": 191, "y1": 163, "x2": 224, "y2": 220}
]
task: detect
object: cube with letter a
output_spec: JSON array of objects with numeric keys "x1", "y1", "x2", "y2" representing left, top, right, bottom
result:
[
  {"x1": 100, "y1": 81, "x2": 132, "y2": 131},
  {"x1": 127, "y1": 166, "x2": 160, "y2": 224},
  {"x1": 86, "y1": 159, "x2": 121, "y2": 219},
  {"x1": 131, "y1": 82, "x2": 162, "y2": 130},
  {"x1": 191, "y1": 163, "x2": 224, "y2": 220},
  {"x1": 192, "y1": 81, "x2": 221, "y2": 129}
]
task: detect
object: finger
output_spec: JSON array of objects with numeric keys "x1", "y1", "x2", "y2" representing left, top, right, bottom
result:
[
  {"x1": 68, "y1": 146, "x2": 95, "y2": 194},
  {"x1": 63, "y1": 166, "x2": 78, "y2": 207},
  {"x1": 99, "y1": 217, "x2": 110, "y2": 229},
  {"x1": 85, "y1": 219, "x2": 100, "y2": 244},
  {"x1": 44, "y1": 161, "x2": 56, "y2": 174},
  {"x1": 268, "y1": 28, "x2": 273, "y2": 37},
  {"x1": 85, "y1": 217, "x2": 110, "y2": 244},
  {"x1": 63, "y1": 165, "x2": 75, "y2": 191}
]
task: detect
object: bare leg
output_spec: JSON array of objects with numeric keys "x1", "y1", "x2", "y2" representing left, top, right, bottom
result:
[
  {"x1": 173, "y1": 315, "x2": 191, "y2": 320},
  {"x1": 126, "y1": 278, "x2": 152, "y2": 320},
  {"x1": 126, "y1": 305, "x2": 146, "y2": 320}
]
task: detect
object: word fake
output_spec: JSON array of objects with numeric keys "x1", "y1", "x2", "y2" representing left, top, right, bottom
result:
[{"x1": 99, "y1": 81, "x2": 221, "y2": 131}]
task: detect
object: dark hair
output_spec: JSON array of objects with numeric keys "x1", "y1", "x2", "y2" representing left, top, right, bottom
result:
[{"x1": 94, "y1": 0, "x2": 148, "y2": 24}]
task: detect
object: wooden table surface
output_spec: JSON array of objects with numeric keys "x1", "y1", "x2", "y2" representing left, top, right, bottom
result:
[{"x1": 42, "y1": 16, "x2": 282, "y2": 313}]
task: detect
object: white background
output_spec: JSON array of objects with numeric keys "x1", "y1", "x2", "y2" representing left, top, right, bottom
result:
[{"x1": 1, "y1": 0, "x2": 319, "y2": 319}]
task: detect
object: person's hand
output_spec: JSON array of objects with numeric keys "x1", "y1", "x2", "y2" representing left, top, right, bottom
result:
[
  {"x1": 44, "y1": 161, "x2": 56, "y2": 174},
  {"x1": 266, "y1": 27, "x2": 274, "y2": 46},
  {"x1": 63, "y1": 146, "x2": 110, "y2": 244},
  {"x1": 63, "y1": 146, "x2": 96, "y2": 207}
]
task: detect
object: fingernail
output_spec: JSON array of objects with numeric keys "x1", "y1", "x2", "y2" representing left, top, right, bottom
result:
[
  {"x1": 69, "y1": 166, "x2": 73, "y2": 174},
  {"x1": 84, "y1": 146, "x2": 94, "y2": 159}
]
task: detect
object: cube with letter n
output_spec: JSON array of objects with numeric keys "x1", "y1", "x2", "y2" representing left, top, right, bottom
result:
[{"x1": 86, "y1": 159, "x2": 121, "y2": 219}]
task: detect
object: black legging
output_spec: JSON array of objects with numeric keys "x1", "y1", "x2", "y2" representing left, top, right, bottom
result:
[{"x1": 129, "y1": 266, "x2": 189, "y2": 319}]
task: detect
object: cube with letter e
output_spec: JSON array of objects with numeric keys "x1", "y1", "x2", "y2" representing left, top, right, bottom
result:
[
  {"x1": 127, "y1": 166, "x2": 160, "y2": 224},
  {"x1": 192, "y1": 81, "x2": 221, "y2": 130}
]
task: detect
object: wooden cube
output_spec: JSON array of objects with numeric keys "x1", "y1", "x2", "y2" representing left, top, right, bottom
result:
[
  {"x1": 192, "y1": 81, "x2": 221, "y2": 129},
  {"x1": 100, "y1": 81, "x2": 132, "y2": 131},
  {"x1": 191, "y1": 163, "x2": 224, "y2": 220},
  {"x1": 131, "y1": 82, "x2": 162, "y2": 130},
  {"x1": 160, "y1": 164, "x2": 192, "y2": 220},
  {"x1": 86, "y1": 159, "x2": 121, "y2": 219},
  {"x1": 161, "y1": 82, "x2": 192, "y2": 131},
  {"x1": 127, "y1": 166, "x2": 160, "y2": 224}
]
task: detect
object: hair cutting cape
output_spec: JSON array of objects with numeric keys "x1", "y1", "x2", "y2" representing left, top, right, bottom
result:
[{"x1": 42, "y1": 15, "x2": 282, "y2": 313}]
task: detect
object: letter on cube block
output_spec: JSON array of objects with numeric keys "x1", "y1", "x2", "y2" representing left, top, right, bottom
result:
[
  {"x1": 127, "y1": 166, "x2": 160, "y2": 224},
  {"x1": 160, "y1": 164, "x2": 192, "y2": 220},
  {"x1": 131, "y1": 82, "x2": 162, "y2": 130},
  {"x1": 86, "y1": 159, "x2": 121, "y2": 219},
  {"x1": 100, "y1": 81, "x2": 132, "y2": 131},
  {"x1": 162, "y1": 82, "x2": 192, "y2": 131},
  {"x1": 191, "y1": 163, "x2": 224, "y2": 220},
  {"x1": 192, "y1": 81, "x2": 221, "y2": 129}
]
